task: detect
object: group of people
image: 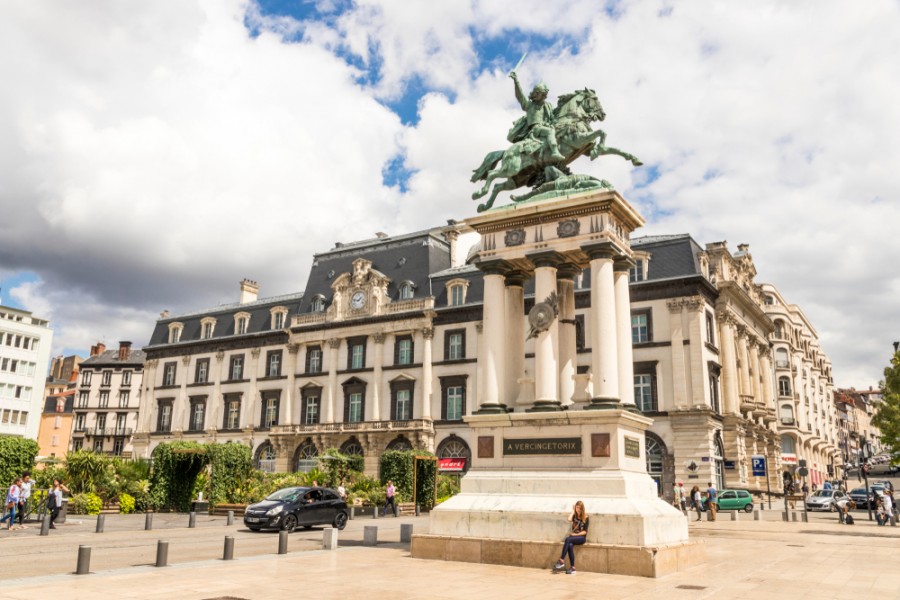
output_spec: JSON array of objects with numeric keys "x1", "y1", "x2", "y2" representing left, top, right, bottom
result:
[
  {"x1": 1, "y1": 473, "x2": 69, "y2": 531},
  {"x1": 671, "y1": 482, "x2": 719, "y2": 521}
]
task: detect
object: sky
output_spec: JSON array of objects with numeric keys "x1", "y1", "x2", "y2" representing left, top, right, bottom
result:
[{"x1": 1, "y1": 0, "x2": 898, "y2": 388}]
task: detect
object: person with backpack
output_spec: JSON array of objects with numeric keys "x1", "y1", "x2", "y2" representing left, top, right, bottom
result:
[{"x1": 48, "y1": 479, "x2": 69, "y2": 529}]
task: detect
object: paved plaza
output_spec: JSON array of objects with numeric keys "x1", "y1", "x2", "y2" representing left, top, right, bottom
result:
[{"x1": 0, "y1": 508, "x2": 897, "y2": 599}]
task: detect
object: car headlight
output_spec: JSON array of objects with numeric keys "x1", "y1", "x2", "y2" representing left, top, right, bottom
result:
[{"x1": 266, "y1": 505, "x2": 284, "y2": 516}]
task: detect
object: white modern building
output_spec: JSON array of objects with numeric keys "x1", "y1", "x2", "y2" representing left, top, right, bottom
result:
[{"x1": 0, "y1": 303, "x2": 53, "y2": 439}]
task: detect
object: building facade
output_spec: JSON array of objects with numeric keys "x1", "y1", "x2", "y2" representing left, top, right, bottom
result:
[
  {"x1": 72, "y1": 342, "x2": 145, "y2": 456},
  {"x1": 0, "y1": 304, "x2": 52, "y2": 439}
]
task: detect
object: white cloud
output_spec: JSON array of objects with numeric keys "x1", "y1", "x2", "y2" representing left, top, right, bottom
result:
[{"x1": 1, "y1": 0, "x2": 898, "y2": 387}]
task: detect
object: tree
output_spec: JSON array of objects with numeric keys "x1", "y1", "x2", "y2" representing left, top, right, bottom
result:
[
  {"x1": 872, "y1": 350, "x2": 900, "y2": 464},
  {"x1": 0, "y1": 437, "x2": 38, "y2": 486}
]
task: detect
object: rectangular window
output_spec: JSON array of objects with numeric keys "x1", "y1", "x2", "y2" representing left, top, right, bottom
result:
[
  {"x1": 705, "y1": 312, "x2": 716, "y2": 346},
  {"x1": 112, "y1": 438, "x2": 124, "y2": 456},
  {"x1": 629, "y1": 259, "x2": 645, "y2": 283},
  {"x1": 101, "y1": 370, "x2": 112, "y2": 386},
  {"x1": 195, "y1": 358, "x2": 210, "y2": 383},
  {"x1": 225, "y1": 397, "x2": 241, "y2": 430},
  {"x1": 348, "y1": 392, "x2": 363, "y2": 422},
  {"x1": 306, "y1": 346, "x2": 322, "y2": 374},
  {"x1": 99, "y1": 391, "x2": 109, "y2": 408},
  {"x1": 96, "y1": 413, "x2": 107, "y2": 431},
  {"x1": 446, "y1": 386, "x2": 464, "y2": 420},
  {"x1": 304, "y1": 395, "x2": 319, "y2": 425},
  {"x1": 708, "y1": 364, "x2": 722, "y2": 414},
  {"x1": 190, "y1": 400, "x2": 206, "y2": 431},
  {"x1": 157, "y1": 402, "x2": 172, "y2": 432},
  {"x1": 54, "y1": 415, "x2": 62, "y2": 429},
  {"x1": 236, "y1": 317, "x2": 248, "y2": 335},
  {"x1": 450, "y1": 285, "x2": 464, "y2": 306},
  {"x1": 634, "y1": 375, "x2": 655, "y2": 412},
  {"x1": 263, "y1": 397, "x2": 279, "y2": 428},
  {"x1": 75, "y1": 414, "x2": 86, "y2": 431},
  {"x1": 395, "y1": 336, "x2": 413, "y2": 365},
  {"x1": 115, "y1": 413, "x2": 127, "y2": 434},
  {"x1": 267, "y1": 351, "x2": 282, "y2": 377},
  {"x1": 81, "y1": 371, "x2": 92, "y2": 386},
  {"x1": 119, "y1": 391, "x2": 130, "y2": 408},
  {"x1": 229, "y1": 355, "x2": 244, "y2": 381},
  {"x1": 202, "y1": 321, "x2": 214, "y2": 339},
  {"x1": 93, "y1": 439, "x2": 104, "y2": 452},
  {"x1": 446, "y1": 330, "x2": 465, "y2": 360},
  {"x1": 631, "y1": 311, "x2": 651, "y2": 344},
  {"x1": 51, "y1": 435, "x2": 59, "y2": 447},
  {"x1": 163, "y1": 362, "x2": 177, "y2": 386},
  {"x1": 273, "y1": 312, "x2": 285, "y2": 330},
  {"x1": 78, "y1": 392, "x2": 89, "y2": 409},
  {"x1": 396, "y1": 389, "x2": 411, "y2": 420},
  {"x1": 347, "y1": 338, "x2": 367, "y2": 370},
  {"x1": 122, "y1": 370, "x2": 132, "y2": 386}
]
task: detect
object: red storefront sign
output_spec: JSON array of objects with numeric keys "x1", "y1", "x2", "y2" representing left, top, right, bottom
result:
[{"x1": 438, "y1": 458, "x2": 466, "y2": 472}]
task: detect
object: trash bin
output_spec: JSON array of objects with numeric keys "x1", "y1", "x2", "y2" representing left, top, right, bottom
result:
[
  {"x1": 57, "y1": 498, "x2": 69, "y2": 524},
  {"x1": 192, "y1": 500, "x2": 210, "y2": 514}
]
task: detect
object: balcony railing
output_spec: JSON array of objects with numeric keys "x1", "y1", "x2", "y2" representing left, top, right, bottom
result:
[
  {"x1": 82, "y1": 427, "x2": 134, "y2": 437},
  {"x1": 775, "y1": 360, "x2": 790, "y2": 368},
  {"x1": 272, "y1": 419, "x2": 434, "y2": 435}
]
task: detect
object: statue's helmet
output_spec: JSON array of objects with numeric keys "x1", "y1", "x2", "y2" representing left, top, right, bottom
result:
[{"x1": 532, "y1": 82, "x2": 549, "y2": 93}]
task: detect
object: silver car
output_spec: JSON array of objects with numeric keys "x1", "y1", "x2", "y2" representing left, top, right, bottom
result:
[{"x1": 805, "y1": 489, "x2": 845, "y2": 512}]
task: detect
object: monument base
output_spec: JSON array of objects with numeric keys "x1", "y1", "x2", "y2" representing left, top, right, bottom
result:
[
  {"x1": 411, "y1": 409, "x2": 705, "y2": 577},
  {"x1": 411, "y1": 535, "x2": 705, "y2": 578}
]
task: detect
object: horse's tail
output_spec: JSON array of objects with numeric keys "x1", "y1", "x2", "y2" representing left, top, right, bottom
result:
[{"x1": 471, "y1": 150, "x2": 505, "y2": 182}]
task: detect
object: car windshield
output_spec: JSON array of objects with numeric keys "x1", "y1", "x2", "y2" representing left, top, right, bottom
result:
[
  {"x1": 265, "y1": 487, "x2": 303, "y2": 502},
  {"x1": 812, "y1": 490, "x2": 833, "y2": 497},
  {"x1": 850, "y1": 488, "x2": 866, "y2": 495}
]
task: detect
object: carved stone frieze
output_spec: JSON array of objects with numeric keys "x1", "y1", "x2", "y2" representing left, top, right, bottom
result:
[
  {"x1": 422, "y1": 327, "x2": 434, "y2": 340},
  {"x1": 504, "y1": 228, "x2": 526, "y2": 247},
  {"x1": 556, "y1": 218, "x2": 580, "y2": 238}
]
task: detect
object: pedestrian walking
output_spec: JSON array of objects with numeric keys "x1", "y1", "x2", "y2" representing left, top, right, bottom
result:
[
  {"x1": 337, "y1": 483, "x2": 347, "y2": 501},
  {"x1": 706, "y1": 482, "x2": 718, "y2": 521},
  {"x1": 47, "y1": 479, "x2": 69, "y2": 529},
  {"x1": 553, "y1": 501, "x2": 589, "y2": 575},
  {"x1": 0, "y1": 478, "x2": 22, "y2": 530},
  {"x1": 691, "y1": 486, "x2": 702, "y2": 521},
  {"x1": 672, "y1": 483, "x2": 683, "y2": 512},
  {"x1": 823, "y1": 480, "x2": 833, "y2": 491},
  {"x1": 382, "y1": 480, "x2": 396, "y2": 516},
  {"x1": 17, "y1": 472, "x2": 32, "y2": 527},
  {"x1": 678, "y1": 482, "x2": 687, "y2": 512}
]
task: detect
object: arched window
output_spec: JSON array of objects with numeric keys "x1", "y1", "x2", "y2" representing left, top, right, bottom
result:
[
  {"x1": 713, "y1": 433, "x2": 725, "y2": 490},
  {"x1": 645, "y1": 435, "x2": 665, "y2": 496},
  {"x1": 775, "y1": 348, "x2": 789, "y2": 368},
  {"x1": 386, "y1": 436, "x2": 412, "y2": 451},
  {"x1": 398, "y1": 281, "x2": 415, "y2": 300},
  {"x1": 294, "y1": 440, "x2": 318, "y2": 473},
  {"x1": 436, "y1": 436, "x2": 471, "y2": 474},
  {"x1": 340, "y1": 438, "x2": 364, "y2": 457},
  {"x1": 255, "y1": 442, "x2": 276, "y2": 473},
  {"x1": 778, "y1": 376, "x2": 792, "y2": 397},
  {"x1": 774, "y1": 320, "x2": 786, "y2": 340},
  {"x1": 779, "y1": 404, "x2": 795, "y2": 425},
  {"x1": 311, "y1": 295, "x2": 326, "y2": 313},
  {"x1": 780, "y1": 435, "x2": 795, "y2": 454}
]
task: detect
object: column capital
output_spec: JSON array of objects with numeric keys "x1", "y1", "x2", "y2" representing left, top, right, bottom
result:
[
  {"x1": 613, "y1": 255, "x2": 636, "y2": 273},
  {"x1": 526, "y1": 250, "x2": 567, "y2": 269},
  {"x1": 476, "y1": 258, "x2": 514, "y2": 277},
  {"x1": 288, "y1": 343, "x2": 300, "y2": 355},
  {"x1": 373, "y1": 332, "x2": 386, "y2": 344},
  {"x1": 504, "y1": 269, "x2": 530, "y2": 287},
  {"x1": 581, "y1": 241, "x2": 622, "y2": 261},
  {"x1": 327, "y1": 338, "x2": 341, "y2": 349},
  {"x1": 422, "y1": 327, "x2": 434, "y2": 340},
  {"x1": 556, "y1": 262, "x2": 582, "y2": 281}
]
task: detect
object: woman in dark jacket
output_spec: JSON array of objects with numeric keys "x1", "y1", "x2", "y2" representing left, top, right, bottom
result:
[{"x1": 553, "y1": 501, "x2": 589, "y2": 575}]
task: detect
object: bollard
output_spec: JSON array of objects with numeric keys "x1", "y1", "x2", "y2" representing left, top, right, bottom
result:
[
  {"x1": 373, "y1": 507, "x2": 380, "y2": 519},
  {"x1": 278, "y1": 530, "x2": 289, "y2": 555},
  {"x1": 731, "y1": 511, "x2": 738, "y2": 521},
  {"x1": 364, "y1": 526, "x2": 378, "y2": 546},
  {"x1": 40, "y1": 515, "x2": 50, "y2": 536},
  {"x1": 323, "y1": 527, "x2": 338, "y2": 550},
  {"x1": 76, "y1": 545, "x2": 91, "y2": 575},
  {"x1": 227, "y1": 510, "x2": 234, "y2": 526},
  {"x1": 415, "y1": 503, "x2": 420, "y2": 517},
  {"x1": 791, "y1": 512, "x2": 799, "y2": 522},
  {"x1": 188, "y1": 512, "x2": 196, "y2": 529},
  {"x1": 400, "y1": 523, "x2": 413, "y2": 543},
  {"x1": 754, "y1": 510, "x2": 762, "y2": 521},
  {"x1": 349, "y1": 506, "x2": 355, "y2": 520},
  {"x1": 801, "y1": 512, "x2": 808, "y2": 523},
  {"x1": 155, "y1": 540, "x2": 169, "y2": 567},
  {"x1": 394, "y1": 504, "x2": 399, "y2": 518},
  {"x1": 145, "y1": 512, "x2": 153, "y2": 531},
  {"x1": 96, "y1": 514, "x2": 105, "y2": 533},
  {"x1": 223, "y1": 536, "x2": 234, "y2": 560}
]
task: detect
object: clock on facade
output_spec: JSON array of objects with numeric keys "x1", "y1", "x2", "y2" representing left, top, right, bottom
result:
[{"x1": 350, "y1": 291, "x2": 367, "y2": 309}]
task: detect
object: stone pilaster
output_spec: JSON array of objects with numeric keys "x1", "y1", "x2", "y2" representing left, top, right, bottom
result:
[
  {"x1": 243, "y1": 348, "x2": 261, "y2": 428},
  {"x1": 717, "y1": 311, "x2": 739, "y2": 415},
  {"x1": 421, "y1": 327, "x2": 434, "y2": 420},
  {"x1": 325, "y1": 338, "x2": 340, "y2": 423},
  {"x1": 284, "y1": 344, "x2": 299, "y2": 425},
  {"x1": 667, "y1": 299, "x2": 688, "y2": 409},
  {"x1": 372, "y1": 333, "x2": 385, "y2": 420}
]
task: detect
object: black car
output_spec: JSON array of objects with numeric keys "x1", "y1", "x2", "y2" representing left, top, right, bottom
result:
[
  {"x1": 848, "y1": 486, "x2": 884, "y2": 510},
  {"x1": 244, "y1": 486, "x2": 349, "y2": 532}
]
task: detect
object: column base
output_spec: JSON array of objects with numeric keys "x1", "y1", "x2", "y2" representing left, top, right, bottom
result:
[
  {"x1": 526, "y1": 400, "x2": 564, "y2": 413},
  {"x1": 586, "y1": 396, "x2": 622, "y2": 410},
  {"x1": 474, "y1": 403, "x2": 509, "y2": 415}
]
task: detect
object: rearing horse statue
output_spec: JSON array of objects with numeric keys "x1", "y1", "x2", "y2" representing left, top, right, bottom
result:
[{"x1": 471, "y1": 88, "x2": 641, "y2": 212}]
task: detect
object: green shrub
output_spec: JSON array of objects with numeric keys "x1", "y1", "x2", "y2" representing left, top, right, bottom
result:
[
  {"x1": 435, "y1": 474, "x2": 461, "y2": 504},
  {"x1": 378, "y1": 450, "x2": 437, "y2": 509},
  {"x1": 33, "y1": 465, "x2": 67, "y2": 489},
  {"x1": 118, "y1": 493, "x2": 136, "y2": 514},
  {"x1": 69, "y1": 492, "x2": 103, "y2": 515},
  {"x1": 0, "y1": 438, "x2": 38, "y2": 487}
]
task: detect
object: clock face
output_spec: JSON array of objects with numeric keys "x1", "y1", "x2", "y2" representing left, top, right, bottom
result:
[{"x1": 351, "y1": 291, "x2": 366, "y2": 309}]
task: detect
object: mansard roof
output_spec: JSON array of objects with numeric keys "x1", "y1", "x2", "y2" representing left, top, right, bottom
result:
[
  {"x1": 80, "y1": 348, "x2": 147, "y2": 368},
  {"x1": 631, "y1": 233, "x2": 705, "y2": 281}
]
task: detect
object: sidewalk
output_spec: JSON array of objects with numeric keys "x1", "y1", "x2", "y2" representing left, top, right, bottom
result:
[{"x1": 3, "y1": 514, "x2": 898, "y2": 599}]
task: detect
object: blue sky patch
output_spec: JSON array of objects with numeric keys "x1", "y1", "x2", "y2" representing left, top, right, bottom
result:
[
  {"x1": 382, "y1": 154, "x2": 414, "y2": 192},
  {"x1": 0, "y1": 271, "x2": 41, "y2": 311}
]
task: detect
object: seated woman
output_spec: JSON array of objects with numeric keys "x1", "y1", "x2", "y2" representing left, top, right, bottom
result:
[{"x1": 554, "y1": 501, "x2": 589, "y2": 575}]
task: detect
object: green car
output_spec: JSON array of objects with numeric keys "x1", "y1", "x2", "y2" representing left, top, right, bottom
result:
[{"x1": 703, "y1": 489, "x2": 755, "y2": 512}]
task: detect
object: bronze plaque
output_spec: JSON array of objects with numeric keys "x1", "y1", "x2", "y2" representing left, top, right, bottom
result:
[
  {"x1": 478, "y1": 436, "x2": 494, "y2": 458},
  {"x1": 591, "y1": 433, "x2": 610, "y2": 457},
  {"x1": 503, "y1": 437, "x2": 582, "y2": 456},
  {"x1": 624, "y1": 436, "x2": 641, "y2": 458}
]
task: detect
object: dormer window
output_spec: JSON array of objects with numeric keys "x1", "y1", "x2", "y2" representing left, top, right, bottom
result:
[
  {"x1": 270, "y1": 306, "x2": 288, "y2": 330},
  {"x1": 629, "y1": 252, "x2": 650, "y2": 282},
  {"x1": 201, "y1": 317, "x2": 216, "y2": 340},
  {"x1": 234, "y1": 312, "x2": 250, "y2": 336},
  {"x1": 446, "y1": 278, "x2": 469, "y2": 307},
  {"x1": 311, "y1": 295, "x2": 326, "y2": 313},
  {"x1": 399, "y1": 281, "x2": 415, "y2": 300},
  {"x1": 168, "y1": 322, "x2": 183, "y2": 344}
]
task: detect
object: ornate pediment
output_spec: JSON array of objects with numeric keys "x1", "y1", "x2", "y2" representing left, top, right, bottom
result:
[{"x1": 327, "y1": 258, "x2": 392, "y2": 321}]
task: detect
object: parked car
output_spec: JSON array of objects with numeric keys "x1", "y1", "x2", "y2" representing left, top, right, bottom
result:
[
  {"x1": 701, "y1": 489, "x2": 755, "y2": 512},
  {"x1": 805, "y1": 489, "x2": 846, "y2": 512},
  {"x1": 243, "y1": 486, "x2": 349, "y2": 532},
  {"x1": 848, "y1": 486, "x2": 884, "y2": 510}
]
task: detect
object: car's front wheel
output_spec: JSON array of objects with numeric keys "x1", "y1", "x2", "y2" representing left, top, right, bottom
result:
[
  {"x1": 281, "y1": 514, "x2": 298, "y2": 532},
  {"x1": 333, "y1": 511, "x2": 348, "y2": 531},
  {"x1": 248, "y1": 526, "x2": 261, "y2": 532},
  {"x1": 743, "y1": 503, "x2": 754, "y2": 513}
]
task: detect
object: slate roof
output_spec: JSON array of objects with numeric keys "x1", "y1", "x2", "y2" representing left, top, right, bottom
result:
[
  {"x1": 631, "y1": 233, "x2": 705, "y2": 281},
  {"x1": 43, "y1": 394, "x2": 75, "y2": 414},
  {"x1": 80, "y1": 348, "x2": 147, "y2": 368}
]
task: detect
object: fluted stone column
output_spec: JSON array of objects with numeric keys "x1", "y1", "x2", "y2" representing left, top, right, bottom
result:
[
  {"x1": 557, "y1": 264, "x2": 580, "y2": 407},
  {"x1": 584, "y1": 243, "x2": 620, "y2": 408},
  {"x1": 372, "y1": 333, "x2": 385, "y2": 420},
  {"x1": 325, "y1": 338, "x2": 340, "y2": 423},
  {"x1": 736, "y1": 326, "x2": 752, "y2": 399},
  {"x1": 529, "y1": 253, "x2": 562, "y2": 411},
  {"x1": 211, "y1": 351, "x2": 224, "y2": 432},
  {"x1": 505, "y1": 271, "x2": 527, "y2": 407},
  {"x1": 285, "y1": 344, "x2": 299, "y2": 424},
  {"x1": 176, "y1": 356, "x2": 190, "y2": 430},
  {"x1": 421, "y1": 328, "x2": 434, "y2": 419},
  {"x1": 242, "y1": 348, "x2": 261, "y2": 428},
  {"x1": 748, "y1": 340, "x2": 761, "y2": 405},
  {"x1": 613, "y1": 257, "x2": 636, "y2": 407},
  {"x1": 718, "y1": 312, "x2": 739, "y2": 414},
  {"x1": 476, "y1": 261, "x2": 509, "y2": 413}
]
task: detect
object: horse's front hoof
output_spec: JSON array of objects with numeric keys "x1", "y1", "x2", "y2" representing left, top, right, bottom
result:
[
  {"x1": 632, "y1": 159, "x2": 643, "y2": 166},
  {"x1": 477, "y1": 203, "x2": 489, "y2": 212}
]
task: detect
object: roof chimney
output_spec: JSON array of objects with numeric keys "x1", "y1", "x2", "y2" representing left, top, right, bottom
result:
[
  {"x1": 90, "y1": 342, "x2": 106, "y2": 357},
  {"x1": 118, "y1": 341, "x2": 132, "y2": 361},
  {"x1": 239, "y1": 279, "x2": 259, "y2": 304}
]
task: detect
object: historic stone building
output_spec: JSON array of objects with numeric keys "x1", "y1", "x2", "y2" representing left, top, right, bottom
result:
[{"x1": 72, "y1": 341, "x2": 145, "y2": 456}]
